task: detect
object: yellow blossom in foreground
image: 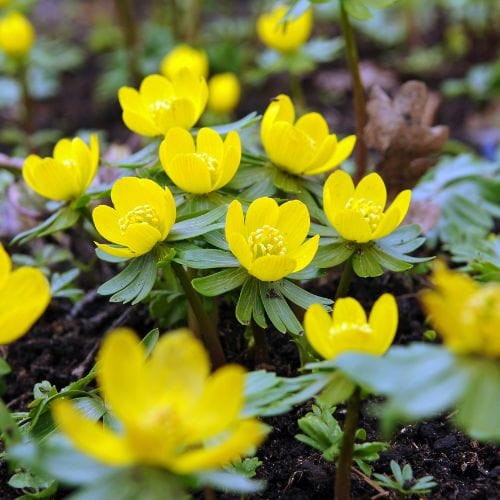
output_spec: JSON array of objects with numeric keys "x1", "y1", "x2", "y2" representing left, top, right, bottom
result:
[
  {"x1": 305, "y1": 294, "x2": 398, "y2": 360},
  {"x1": 118, "y1": 69, "x2": 208, "y2": 137},
  {"x1": 257, "y1": 4, "x2": 312, "y2": 53},
  {"x1": 160, "y1": 44, "x2": 209, "y2": 80},
  {"x1": 92, "y1": 177, "x2": 176, "y2": 259},
  {"x1": 160, "y1": 127, "x2": 241, "y2": 195},
  {"x1": 0, "y1": 11, "x2": 35, "y2": 57},
  {"x1": 261, "y1": 94, "x2": 356, "y2": 176},
  {"x1": 208, "y1": 73, "x2": 241, "y2": 114},
  {"x1": 420, "y1": 262, "x2": 500, "y2": 358},
  {"x1": 52, "y1": 328, "x2": 267, "y2": 473},
  {"x1": 0, "y1": 244, "x2": 50, "y2": 344},
  {"x1": 323, "y1": 170, "x2": 411, "y2": 243},
  {"x1": 226, "y1": 197, "x2": 319, "y2": 281},
  {"x1": 23, "y1": 135, "x2": 99, "y2": 202}
]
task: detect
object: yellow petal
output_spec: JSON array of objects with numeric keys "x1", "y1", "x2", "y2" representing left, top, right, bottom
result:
[
  {"x1": 160, "y1": 127, "x2": 196, "y2": 161},
  {"x1": 332, "y1": 297, "x2": 367, "y2": 326},
  {"x1": 0, "y1": 267, "x2": 50, "y2": 344},
  {"x1": 387, "y1": 189, "x2": 412, "y2": 225},
  {"x1": 214, "y1": 132, "x2": 241, "y2": 190},
  {"x1": 371, "y1": 189, "x2": 411, "y2": 240},
  {"x1": 249, "y1": 255, "x2": 296, "y2": 281},
  {"x1": 276, "y1": 199, "x2": 310, "y2": 250},
  {"x1": 304, "y1": 303, "x2": 334, "y2": 359},
  {"x1": 92, "y1": 205, "x2": 128, "y2": 246},
  {"x1": 196, "y1": 127, "x2": 224, "y2": 160},
  {"x1": 245, "y1": 197, "x2": 279, "y2": 233},
  {"x1": 261, "y1": 94, "x2": 295, "y2": 152},
  {"x1": 307, "y1": 135, "x2": 356, "y2": 174},
  {"x1": 156, "y1": 98, "x2": 198, "y2": 133},
  {"x1": 53, "y1": 138, "x2": 72, "y2": 160},
  {"x1": 287, "y1": 235, "x2": 319, "y2": 273},
  {"x1": 323, "y1": 170, "x2": 355, "y2": 227},
  {"x1": 295, "y1": 112, "x2": 329, "y2": 144},
  {"x1": 226, "y1": 200, "x2": 246, "y2": 239},
  {"x1": 90, "y1": 133, "x2": 100, "y2": 172},
  {"x1": 0, "y1": 244, "x2": 11, "y2": 289},
  {"x1": 140, "y1": 74, "x2": 174, "y2": 103},
  {"x1": 368, "y1": 293, "x2": 398, "y2": 355},
  {"x1": 164, "y1": 154, "x2": 212, "y2": 194},
  {"x1": 171, "y1": 68, "x2": 208, "y2": 118},
  {"x1": 123, "y1": 223, "x2": 162, "y2": 255},
  {"x1": 304, "y1": 135, "x2": 338, "y2": 174},
  {"x1": 333, "y1": 210, "x2": 372, "y2": 243},
  {"x1": 111, "y1": 177, "x2": 168, "y2": 217},
  {"x1": 227, "y1": 232, "x2": 252, "y2": 270},
  {"x1": 122, "y1": 109, "x2": 159, "y2": 137},
  {"x1": 118, "y1": 86, "x2": 146, "y2": 111},
  {"x1": 95, "y1": 243, "x2": 136, "y2": 259},
  {"x1": 354, "y1": 172, "x2": 386, "y2": 209},
  {"x1": 52, "y1": 399, "x2": 134, "y2": 466}
]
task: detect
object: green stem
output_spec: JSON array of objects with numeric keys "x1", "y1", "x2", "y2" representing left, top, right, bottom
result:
[
  {"x1": 290, "y1": 71, "x2": 306, "y2": 111},
  {"x1": 335, "y1": 257, "x2": 354, "y2": 300},
  {"x1": 114, "y1": 0, "x2": 141, "y2": 85},
  {"x1": 172, "y1": 263, "x2": 225, "y2": 369},
  {"x1": 334, "y1": 386, "x2": 361, "y2": 500},
  {"x1": 339, "y1": 1, "x2": 367, "y2": 183},
  {"x1": 252, "y1": 320, "x2": 269, "y2": 365}
]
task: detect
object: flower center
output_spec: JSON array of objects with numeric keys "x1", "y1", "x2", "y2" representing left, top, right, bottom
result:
[
  {"x1": 62, "y1": 159, "x2": 76, "y2": 168},
  {"x1": 195, "y1": 152, "x2": 219, "y2": 183},
  {"x1": 148, "y1": 99, "x2": 173, "y2": 125},
  {"x1": 118, "y1": 204, "x2": 160, "y2": 234},
  {"x1": 345, "y1": 197, "x2": 383, "y2": 232},
  {"x1": 247, "y1": 225, "x2": 287, "y2": 258},
  {"x1": 330, "y1": 322, "x2": 373, "y2": 337}
]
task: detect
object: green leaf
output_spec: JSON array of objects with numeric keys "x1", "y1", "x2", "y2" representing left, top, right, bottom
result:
[
  {"x1": 351, "y1": 246, "x2": 384, "y2": 277},
  {"x1": 314, "y1": 242, "x2": 355, "y2": 268},
  {"x1": 236, "y1": 277, "x2": 259, "y2": 325},
  {"x1": 316, "y1": 371, "x2": 355, "y2": 406},
  {"x1": 280, "y1": 279, "x2": 332, "y2": 310},
  {"x1": 272, "y1": 168, "x2": 302, "y2": 193},
  {"x1": 112, "y1": 140, "x2": 160, "y2": 168},
  {"x1": 0, "y1": 357, "x2": 11, "y2": 376},
  {"x1": 173, "y1": 248, "x2": 239, "y2": 269},
  {"x1": 196, "y1": 470, "x2": 265, "y2": 494},
  {"x1": 8, "y1": 470, "x2": 57, "y2": 498},
  {"x1": 0, "y1": 398, "x2": 22, "y2": 446},
  {"x1": 168, "y1": 205, "x2": 227, "y2": 241},
  {"x1": 192, "y1": 267, "x2": 248, "y2": 297},
  {"x1": 97, "y1": 256, "x2": 144, "y2": 295}
]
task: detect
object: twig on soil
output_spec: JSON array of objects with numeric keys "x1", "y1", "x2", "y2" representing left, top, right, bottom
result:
[{"x1": 352, "y1": 467, "x2": 389, "y2": 498}]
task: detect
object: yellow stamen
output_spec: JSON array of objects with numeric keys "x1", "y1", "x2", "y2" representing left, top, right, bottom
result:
[
  {"x1": 247, "y1": 225, "x2": 287, "y2": 258},
  {"x1": 345, "y1": 197, "x2": 383, "y2": 231},
  {"x1": 118, "y1": 204, "x2": 160, "y2": 234},
  {"x1": 330, "y1": 322, "x2": 373, "y2": 336},
  {"x1": 195, "y1": 152, "x2": 219, "y2": 183}
]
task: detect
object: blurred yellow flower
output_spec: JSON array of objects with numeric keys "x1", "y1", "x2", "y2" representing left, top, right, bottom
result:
[
  {"x1": 0, "y1": 11, "x2": 35, "y2": 57},
  {"x1": 92, "y1": 177, "x2": 176, "y2": 259},
  {"x1": 305, "y1": 294, "x2": 398, "y2": 360},
  {"x1": 420, "y1": 262, "x2": 500, "y2": 359},
  {"x1": 208, "y1": 73, "x2": 241, "y2": 114},
  {"x1": 118, "y1": 70, "x2": 208, "y2": 137},
  {"x1": 0, "y1": 244, "x2": 50, "y2": 344},
  {"x1": 226, "y1": 197, "x2": 319, "y2": 281},
  {"x1": 23, "y1": 135, "x2": 99, "y2": 202},
  {"x1": 323, "y1": 170, "x2": 411, "y2": 243},
  {"x1": 160, "y1": 44, "x2": 209, "y2": 79},
  {"x1": 257, "y1": 4, "x2": 312, "y2": 53},
  {"x1": 261, "y1": 94, "x2": 356, "y2": 176},
  {"x1": 53, "y1": 328, "x2": 267, "y2": 472},
  {"x1": 159, "y1": 127, "x2": 241, "y2": 194}
]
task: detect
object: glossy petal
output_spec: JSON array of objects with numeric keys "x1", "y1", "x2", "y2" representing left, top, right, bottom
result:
[
  {"x1": 307, "y1": 135, "x2": 356, "y2": 174},
  {"x1": 304, "y1": 135, "x2": 338, "y2": 173},
  {"x1": 171, "y1": 68, "x2": 208, "y2": 117},
  {"x1": 92, "y1": 205, "x2": 128, "y2": 246},
  {"x1": 245, "y1": 197, "x2": 279, "y2": 233},
  {"x1": 368, "y1": 294, "x2": 398, "y2": 355},
  {"x1": 196, "y1": 127, "x2": 224, "y2": 160},
  {"x1": 249, "y1": 255, "x2": 296, "y2": 281},
  {"x1": 354, "y1": 173, "x2": 386, "y2": 208},
  {"x1": 276, "y1": 200, "x2": 310, "y2": 250},
  {"x1": 323, "y1": 170, "x2": 355, "y2": 226},
  {"x1": 295, "y1": 112, "x2": 329, "y2": 144},
  {"x1": 0, "y1": 244, "x2": 11, "y2": 289},
  {"x1": 124, "y1": 223, "x2": 163, "y2": 256},
  {"x1": 140, "y1": 74, "x2": 174, "y2": 103},
  {"x1": 226, "y1": 200, "x2": 246, "y2": 240},
  {"x1": 122, "y1": 109, "x2": 160, "y2": 137},
  {"x1": 160, "y1": 127, "x2": 196, "y2": 160},
  {"x1": 164, "y1": 154, "x2": 212, "y2": 194},
  {"x1": 95, "y1": 243, "x2": 136, "y2": 259},
  {"x1": 287, "y1": 235, "x2": 319, "y2": 273},
  {"x1": 227, "y1": 233, "x2": 252, "y2": 270},
  {"x1": 111, "y1": 177, "x2": 168, "y2": 216},
  {"x1": 332, "y1": 297, "x2": 368, "y2": 326},
  {"x1": 333, "y1": 210, "x2": 372, "y2": 243},
  {"x1": 261, "y1": 94, "x2": 295, "y2": 152},
  {"x1": 304, "y1": 303, "x2": 335, "y2": 359},
  {"x1": 214, "y1": 132, "x2": 241, "y2": 189}
]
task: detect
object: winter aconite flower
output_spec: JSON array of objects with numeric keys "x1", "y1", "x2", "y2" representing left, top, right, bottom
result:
[
  {"x1": 261, "y1": 95, "x2": 356, "y2": 176},
  {"x1": 160, "y1": 44, "x2": 209, "y2": 79},
  {"x1": 420, "y1": 262, "x2": 500, "y2": 359},
  {"x1": 52, "y1": 328, "x2": 267, "y2": 472},
  {"x1": 118, "y1": 70, "x2": 208, "y2": 137},
  {"x1": 0, "y1": 244, "x2": 50, "y2": 344},
  {"x1": 159, "y1": 127, "x2": 241, "y2": 194},
  {"x1": 257, "y1": 4, "x2": 312, "y2": 53},
  {"x1": 323, "y1": 170, "x2": 411, "y2": 243},
  {"x1": 23, "y1": 135, "x2": 99, "y2": 202},
  {"x1": 305, "y1": 294, "x2": 398, "y2": 360},
  {"x1": 208, "y1": 73, "x2": 241, "y2": 115},
  {"x1": 0, "y1": 11, "x2": 35, "y2": 57},
  {"x1": 92, "y1": 177, "x2": 176, "y2": 258},
  {"x1": 226, "y1": 197, "x2": 319, "y2": 281}
]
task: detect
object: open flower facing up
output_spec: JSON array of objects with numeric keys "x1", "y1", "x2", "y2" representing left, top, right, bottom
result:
[
  {"x1": 420, "y1": 262, "x2": 500, "y2": 358},
  {"x1": 261, "y1": 95, "x2": 356, "y2": 176},
  {"x1": 305, "y1": 294, "x2": 398, "y2": 360},
  {"x1": 53, "y1": 328, "x2": 267, "y2": 473},
  {"x1": 159, "y1": 127, "x2": 241, "y2": 195},
  {"x1": 226, "y1": 197, "x2": 319, "y2": 281},
  {"x1": 257, "y1": 4, "x2": 312, "y2": 53},
  {"x1": 23, "y1": 135, "x2": 99, "y2": 202},
  {"x1": 208, "y1": 73, "x2": 241, "y2": 115},
  {"x1": 160, "y1": 44, "x2": 209, "y2": 80},
  {"x1": 0, "y1": 11, "x2": 35, "y2": 57},
  {"x1": 92, "y1": 177, "x2": 176, "y2": 259},
  {"x1": 0, "y1": 244, "x2": 50, "y2": 344},
  {"x1": 118, "y1": 70, "x2": 208, "y2": 137},
  {"x1": 324, "y1": 170, "x2": 411, "y2": 243}
]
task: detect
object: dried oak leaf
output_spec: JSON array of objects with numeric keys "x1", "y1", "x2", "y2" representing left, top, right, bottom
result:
[{"x1": 364, "y1": 80, "x2": 449, "y2": 199}]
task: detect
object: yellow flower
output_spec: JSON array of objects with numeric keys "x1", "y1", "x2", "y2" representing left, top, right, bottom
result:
[
  {"x1": 261, "y1": 94, "x2": 356, "y2": 176},
  {"x1": 159, "y1": 127, "x2": 241, "y2": 195},
  {"x1": 225, "y1": 197, "x2": 319, "y2": 281},
  {"x1": 420, "y1": 262, "x2": 500, "y2": 359},
  {"x1": 92, "y1": 177, "x2": 176, "y2": 259},
  {"x1": 208, "y1": 73, "x2": 241, "y2": 114},
  {"x1": 0, "y1": 11, "x2": 35, "y2": 57},
  {"x1": 305, "y1": 294, "x2": 398, "y2": 360},
  {"x1": 23, "y1": 135, "x2": 99, "y2": 202},
  {"x1": 118, "y1": 70, "x2": 208, "y2": 137},
  {"x1": 257, "y1": 4, "x2": 312, "y2": 53},
  {"x1": 0, "y1": 244, "x2": 50, "y2": 344},
  {"x1": 160, "y1": 44, "x2": 209, "y2": 80},
  {"x1": 323, "y1": 170, "x2": 411, "y2": 243},
  {"x1": 52, "y1": 328, "x2": 267, "y2": 473}
]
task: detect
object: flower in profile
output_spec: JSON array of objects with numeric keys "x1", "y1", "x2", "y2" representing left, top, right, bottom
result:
[
  {"x1": 23, "y1": 135, "x2": 99, "y2": 202},
  {"x1": 305, "y1": 294, "x2": 398, "y2": 360},
  {"x1": 118, "y1": 70, "x2": 208, "y2": 137},
  {"x1": 0, "y1": 11, "x2": 35, "y2": 57},
  {"x1": 207, "y1": 73, "x2": 241, "y2": 114},
  {"x1": 52, "y1": 328, "x2": 267, "y2": 472},
  {"x1": 92, "y1": 177, "x2": 176, "y2": 259},
  {"x1": 323, "y1": 170, "x2": 411, "y2": 243},
  {"x1": 261, "y1": 94, "x2": 356, "y2": 176},
  {"x1": 0, "y1": 244, "x2": 50, "y2": 344},
  {"x1": 160, "y1": 44, "x2": 209, "y2": 79},
  {"x1": 225, "y1": 197, "x2": 319, "y2": 281},
  {"x1": 257, "y1": 4, "x2": 312, "y2": 53},
  {"x1": 160, "y1": 127, "x2": 241, "y2": 195},
  {"x1": 420, "y1": 262, "x2": 500, "y2": 359}
]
